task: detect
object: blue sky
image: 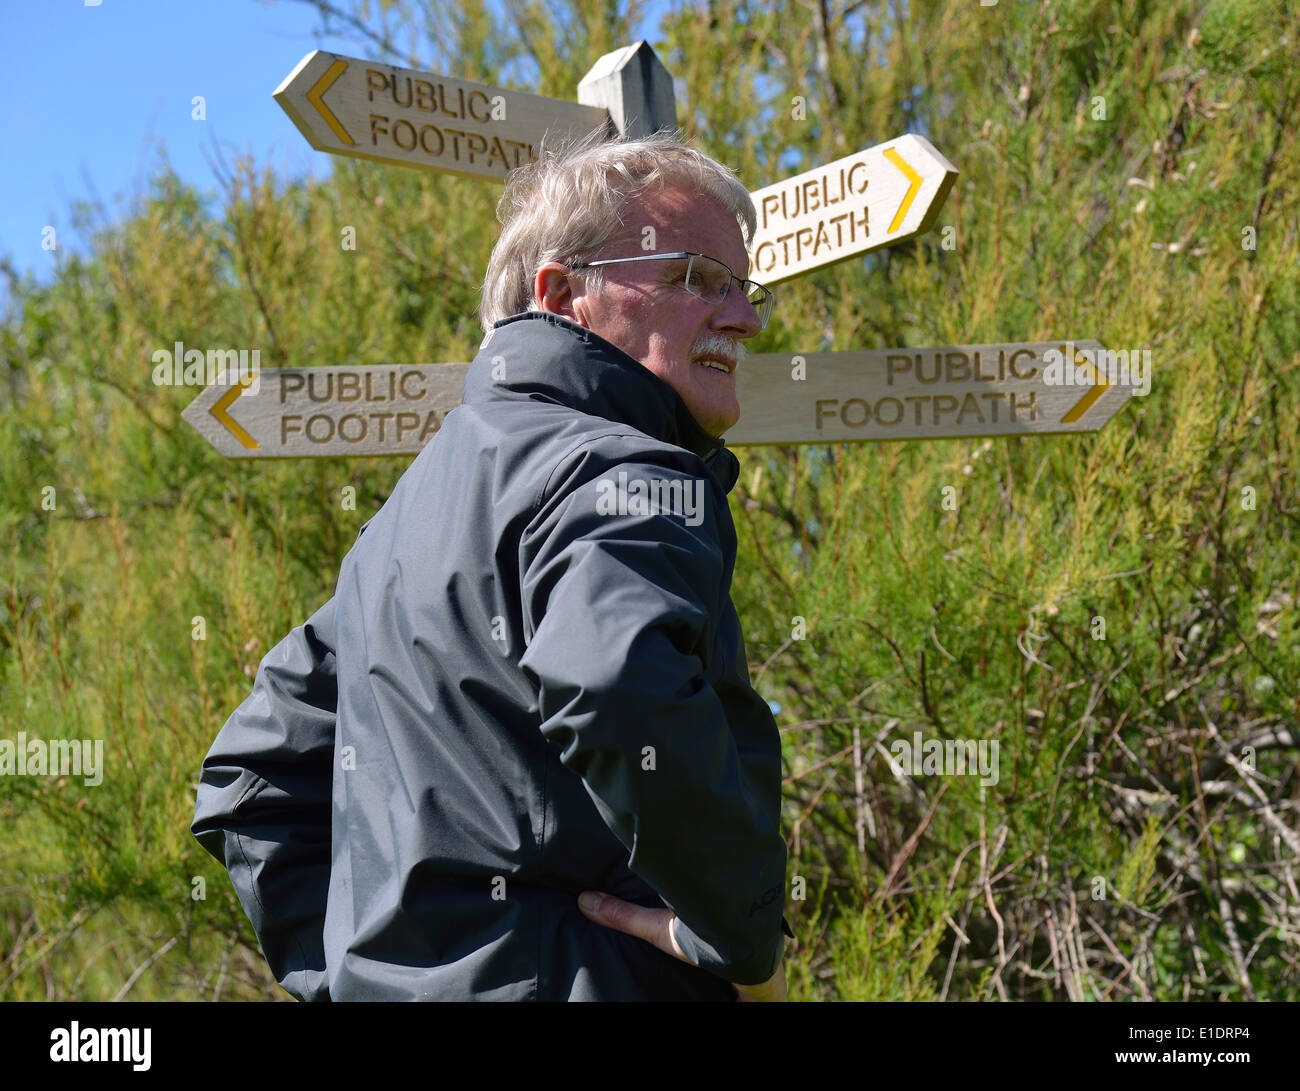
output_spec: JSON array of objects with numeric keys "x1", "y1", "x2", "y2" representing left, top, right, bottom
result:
[
  {"x1": 0, "y1": 1, "x2": 367, "y2": 285},
  {"x1": 0, "y1": 0, "x2": 660, "y2": 292}
]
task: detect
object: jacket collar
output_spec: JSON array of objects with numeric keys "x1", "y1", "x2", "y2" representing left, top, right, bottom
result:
[{"x1": 462, "y1": 312, "x2": 741, "y2": 493}]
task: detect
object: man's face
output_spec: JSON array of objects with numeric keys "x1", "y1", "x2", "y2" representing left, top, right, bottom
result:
[{"x1": 537, "y1": 185, "x2": 764, "y2": 437}]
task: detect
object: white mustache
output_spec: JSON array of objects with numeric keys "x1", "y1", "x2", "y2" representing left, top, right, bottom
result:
[{"x1": 691, "y1": 334, "x2": 747, "y2": 366}]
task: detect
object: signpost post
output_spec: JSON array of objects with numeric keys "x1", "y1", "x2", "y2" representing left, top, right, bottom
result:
[{"x1": 181, "y1": 342, "x2": 1135, "y2": 458}]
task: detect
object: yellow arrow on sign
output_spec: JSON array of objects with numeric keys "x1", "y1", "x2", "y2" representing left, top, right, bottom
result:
[
  {"x1": 307, "y1": 58, "x2": 355, "y2": 146},
  {"x1": 210, "y1": 379, "x2": 260, "y2": 450},
  {"x1": 883, "y1": 146, "x2": 922, "y2": 233},
  {"x1": 1059, "y1": 343, "x2": 1112, "y2": 423}
]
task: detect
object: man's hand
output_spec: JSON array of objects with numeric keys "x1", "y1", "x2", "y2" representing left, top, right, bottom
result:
[{"x1": 577, "y1": 890, "x2": 787, "y2": 1002}]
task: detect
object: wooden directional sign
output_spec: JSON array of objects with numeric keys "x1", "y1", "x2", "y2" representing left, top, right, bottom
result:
[
  {"x1": 748, "y1": 135, "x2": 958, "y2": 285},
  {"x1": 274, "y1": 51, "x2": 610, "y2": 182},
  {"x1": 183, "y1": 342, "x2": 1135, "y2": 458},
  {"x1": 182, "y1": 365, "x2": 468, "y2": 458},
  {"x1": 727, "y1": 341, "x2": 1136, "y2": 445}
]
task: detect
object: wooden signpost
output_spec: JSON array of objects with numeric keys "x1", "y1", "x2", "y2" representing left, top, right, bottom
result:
[
  {"x1": 727, "y1": 341, "x2": 1133, "y2": 445},
  {"x1": 182, "y1": 364, "x2": 467, "y2": 458},
  {"x1": 181, "y1": 342, "x2": 1134, "y2": 458},
  {"x1": 184, "y1": 40, "x2": 1134, "y2": 459},
  {"x1": 274, "y1": 51, "x2": 610, "y2": 181},
  {"x1": 747, "y1": 135, "x2": 958, "y2": 284},
  {"x1": 273, "y1": 40, "x2": 679, "y2": 180}
]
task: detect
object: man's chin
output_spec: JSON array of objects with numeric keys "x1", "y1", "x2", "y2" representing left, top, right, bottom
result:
[{"x1": 698, "y1": 409, "x2": 740, "y2": 438}]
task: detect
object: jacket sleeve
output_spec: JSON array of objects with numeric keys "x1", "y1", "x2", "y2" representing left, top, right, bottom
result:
[
  {"x1": 518, "y1": 454, "x2": 787, "y2": 986},
  {"x1": 190, "y1": 596, "x2": 337, "y2": 1002}
]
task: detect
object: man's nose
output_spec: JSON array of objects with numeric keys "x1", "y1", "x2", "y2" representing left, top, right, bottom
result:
[{"x1": 714, "y1": 280, "x2": 762, "y2": 338}]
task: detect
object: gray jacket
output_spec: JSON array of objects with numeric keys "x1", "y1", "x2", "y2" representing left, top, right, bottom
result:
[{"x1": 191, "y1": 312, "x2": 789, "y2": 1000}]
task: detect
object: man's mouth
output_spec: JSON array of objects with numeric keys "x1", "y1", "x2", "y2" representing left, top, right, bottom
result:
[{"x1": 691, "y1": 335, "x2": 744, "y2": 376}]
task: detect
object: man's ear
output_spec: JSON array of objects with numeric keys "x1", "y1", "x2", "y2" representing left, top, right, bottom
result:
[{"x1": 534, "y1": 262, "x2": 585, "y2": 325}]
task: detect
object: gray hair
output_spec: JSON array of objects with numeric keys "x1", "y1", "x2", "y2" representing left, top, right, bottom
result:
[{"x1": 478, "y1": 129, "x2": 756, "y2": 332}]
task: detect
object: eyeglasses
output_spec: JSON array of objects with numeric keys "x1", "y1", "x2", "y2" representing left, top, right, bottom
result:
[{"x1": 565, "y1": 251, "x2": 776, "y2": 330}]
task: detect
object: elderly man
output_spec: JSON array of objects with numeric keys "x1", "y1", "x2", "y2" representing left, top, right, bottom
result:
[{"x1": 192, "y1": 132, "x2": 791, "y2": 1002}]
